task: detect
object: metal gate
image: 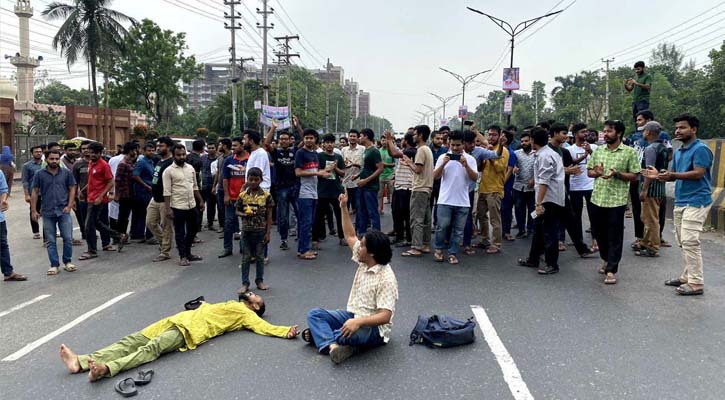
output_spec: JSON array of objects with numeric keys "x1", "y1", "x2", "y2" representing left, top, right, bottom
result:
[{"x1": 13, "y1": 134, "x2": 64, "y2": 166}]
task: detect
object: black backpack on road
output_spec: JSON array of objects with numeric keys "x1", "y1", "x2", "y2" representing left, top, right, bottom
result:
[{"x1": 409, "y1": 315, "x2": 476, "y2": 348}]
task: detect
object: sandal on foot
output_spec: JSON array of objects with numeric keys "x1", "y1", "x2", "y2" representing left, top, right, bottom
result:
[
  {"x1": 665, "y1": 278, "x2": 687, "y2": 287},
  {"x1": 63, "y1": 263, "x2": 77, "y2": 272},
  {"x1": 448, "y1": 255, "x2": 459, "y2": 265},
  {"x1": 676, "y1": 284, "x2": 704, "y2": 296},
  {"x1": 660, "y1": 240, "x2": 672, "y2": 248},
  {"x1": 33, "y1": 233, "x2": 41, "y2": 240},
  {"x1": 78, "y1": 252, "x2": 97, "y2": 261},
  {"x1": 433, "y1": 251, "x2": 444, "y2": 262},
  {"x1": 485, "y1": 246, "x2": 501, "y2": 254},
  {"x1": 298, "y1": 252, "x2": 317, "y2": 260},
  {"x1": 3, "y1": 273, "x2": 27, "y2": 281},
  {"x1": 401, "y1": 249, "x2": 422, "y2": 257},
  {"x1": 464, "y1": 247, "x2": 476, "y2": 255},
  {"x1": 598, "y1": 264, "x2": 606, "y2": 274},
  {"x1": 102, "y1": 245, "x2": 116, "y2": 251},
  {"x1": 558, "y1": 242, "x2": 567, "y2": 251},
  {"x1": 604, "y1": 273, "x2": 617, "y2": 285},
  {"x1": 635, "y1": 248, "x2": 659, "y2": 257},
  {"x1": 47, "y1": 267, "x2": 59, "y2": 276}
]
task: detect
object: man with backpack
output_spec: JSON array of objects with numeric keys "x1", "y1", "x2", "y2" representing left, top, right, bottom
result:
[{"x1": 303, "y1": 189, "x2": 398, "y2": 364}]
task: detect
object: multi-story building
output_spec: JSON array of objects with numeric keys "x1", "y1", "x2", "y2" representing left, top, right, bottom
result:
[
  {"x1": 344, "y1": 79, "x2": 359, "y2": 118},
  {"x1": 358, "y1": 90, "x2": 370, "y2": 117},
  {"x1": 183, "y1": 64, "x2": 235, "y2": 111}
]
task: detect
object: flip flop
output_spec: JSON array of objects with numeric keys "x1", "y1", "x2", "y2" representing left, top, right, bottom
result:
[
  {"x1": 133, "y1": 369, "x2": 154, "y2": 386},
  {"x1": 448, "y1": 255, "x2": 459, "y2": 265},
  {"x1": 184, "y1": 296, "x2": 205, "y2": 311},
  {"x1": 3, "y1": 273, "x2": 28, "y2": 281},
  {"x1": 47, "y1": 267, "x2": 59, "y2": 276},
  {"x1": 433, "y1": 251, "x2": 444, "y2": 262},
  {"x1": 485, "y1": 246, "x2": 501, "y2": 254},
  {"x1": 401, "y1": 250, "x2": 422, "y2": 257},
  {"x1": 114, "y1": 377, "x2": 138, "y2": 397},
  {"x1": 78, "y1": 253, "x2": 98, "y2": 261},
  {"x1": 301, "y1": 328, "x2": 314, "y2": 345},
  {"x1": 665, "y1": 278, "x2": 686, "y2": 287},
  {"x1": 102, "y1": 245, "x2": 117, "y2": 251},
  {"x1": 604, "y1": 274, "x2": 617, "y2": 285}
]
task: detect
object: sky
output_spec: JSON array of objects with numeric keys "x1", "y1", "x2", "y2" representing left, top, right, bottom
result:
[{"x1": 1, "y1": 0, "x2": 723, "y2": 131}]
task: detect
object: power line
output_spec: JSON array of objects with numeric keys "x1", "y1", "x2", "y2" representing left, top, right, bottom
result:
[{"x1": 272, "y1": 0, "x2": 327, "y2": 63}]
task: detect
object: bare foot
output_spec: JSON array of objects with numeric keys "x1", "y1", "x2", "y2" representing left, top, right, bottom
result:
[
  {"x1": 60, "y1": 344, "x2": 81, "y2": 373},
  {"x1": 87, "y1": 358, "x2": 109, "y2": 382}
]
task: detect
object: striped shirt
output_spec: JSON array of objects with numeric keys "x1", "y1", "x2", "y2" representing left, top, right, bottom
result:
[{"x1": 394, "y1": 147, "x2": 417, "y2": 190}]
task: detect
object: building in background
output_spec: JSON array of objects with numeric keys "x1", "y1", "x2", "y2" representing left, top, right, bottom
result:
[{"x1": 358, "y1": 90, "x2": 370, "y2": 117}]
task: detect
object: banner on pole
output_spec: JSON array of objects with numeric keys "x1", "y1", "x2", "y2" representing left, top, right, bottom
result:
[
  {"x1": 458, "y1": 106, "x2": 468, "y2": 119},
  {"x1": 259, "y1": 105, "x2": 290, "y2": 130},
  {"x1": 503, "y1": 95, "x2": 513, "y2": 115},
  {"x1": 503, "y1": 67, "x2": 520, "y2": 91},
  {"x1": 254, "y1": 100, "x2": 262, "y2": 110}
]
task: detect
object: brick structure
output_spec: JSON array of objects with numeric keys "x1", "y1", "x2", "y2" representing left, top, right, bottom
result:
[
  {"x1": 65, "y1": 106, "x2": 131, "y2": 147},
  {"x1": 0, "y1": 98, "x2": 14, "y2": 149}
]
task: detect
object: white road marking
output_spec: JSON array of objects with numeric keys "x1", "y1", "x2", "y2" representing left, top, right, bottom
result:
[
  {"x1": 0, "y1": 295, "x2": 52, "y2": 319},
  {"x1": 471, "y1": 305, "x2": 534, "y2": 400},
  {"x1": 2, "y1": 292, "x2": 134, "y2": 362}
]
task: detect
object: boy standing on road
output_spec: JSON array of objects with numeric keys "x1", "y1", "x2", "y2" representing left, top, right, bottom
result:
[{"x1": 236, "y1": 167, "x2": 274, "y2": 293}]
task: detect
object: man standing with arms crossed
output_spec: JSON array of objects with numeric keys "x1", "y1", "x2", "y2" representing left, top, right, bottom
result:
[{"x1": 658, "y1": 114, "x2": 712, "y2": 296}]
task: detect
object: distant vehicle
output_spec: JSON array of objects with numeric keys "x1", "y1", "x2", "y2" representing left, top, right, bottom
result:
[{"x1": 171, "y1": 137, "x2": 196, "y2": 151}]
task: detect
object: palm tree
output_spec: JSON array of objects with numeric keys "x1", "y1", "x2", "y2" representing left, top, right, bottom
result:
[{"x1": 42, "y1": 0, "x2": 136, "y2": 108}]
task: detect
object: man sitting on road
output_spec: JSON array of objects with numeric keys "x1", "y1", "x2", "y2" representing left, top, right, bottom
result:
[
  {"x1": 60, "y1": 292, "x2": 299, "y2": 381},
  {"x1": 303, "y1": 189, "x2": 398, "y2": 364}
]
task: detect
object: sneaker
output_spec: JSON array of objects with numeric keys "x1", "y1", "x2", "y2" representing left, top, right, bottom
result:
[{"x1": 280, "y1": 241, "x2": 289, "y2": 250}]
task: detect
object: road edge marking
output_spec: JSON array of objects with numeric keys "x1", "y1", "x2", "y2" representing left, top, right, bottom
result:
[
  {"x1": 0, "y1": 295, "x2": 52, "y2": 319},
  {"x1": 2, "y1": 292, "x2": 134, "y2": 362},
  {"x1": 471, "y1": 305, "x2": 534, "y2": 400}
]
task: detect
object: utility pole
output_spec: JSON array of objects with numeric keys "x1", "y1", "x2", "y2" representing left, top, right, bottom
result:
[
  {"x1": 325, "y1": 59, "x2": 330, "y2": 133},
  {"x1": 274, "y1": 34, "x2": 299, "y2": 116},
  {"x1": 304, "y1": 85, "x2": 308, "y2": 116},
  {"x1": 238, "y1": 56, "x2": 254, "y2": 129},
  {"x1": 534, "y1": 84, "x2": 538, "y2": 124},
  {"x1": 256, "y1": 1, "x2": 274, "y2": 106},
  {"x1": 422, "y1": 104, "x2": 437, "y2": 130},
  {"x1": 602, "y1": 58, "x2": 614, "y2": 120},
  {"x1": 467, "y1": 7, "x2": 563, "y2": 125},
  {"x1": 335, "y1": 100, "x2": 339, "y2": 132},
  {"x1": 439, "y1": 68, "x2": 491, "y2": 129},
  {"x1": 428, "y1": 92, "x2": 459, "y2": 125},
  {"x1": 224, "y1": 0, "x2": 242, "y2": 133}
]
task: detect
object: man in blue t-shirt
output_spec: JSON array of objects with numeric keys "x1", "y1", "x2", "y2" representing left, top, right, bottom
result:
[
  {"x1": 657, "y1": 114, "x2": 712, "y2": 296},
  {"x1": 294, "y1": 128, "x2": 330, "y2": 259}
]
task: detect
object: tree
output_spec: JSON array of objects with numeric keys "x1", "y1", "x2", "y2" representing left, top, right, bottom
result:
[
  {"x1": 42, "y1": 0, "x2": 136, "y2": 107},
  {"x1": 106, "y1": 19, "x2": 201, "y2": 126},
  {"x1": 699, "y1": 42, "x2": 725, "y2": 137},
  {"x1": 35, "y1": 80, "x2": 93, "y2": 106}
]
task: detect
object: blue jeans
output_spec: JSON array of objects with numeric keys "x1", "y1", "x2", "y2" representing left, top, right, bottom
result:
[
  {"x1": 435, "y1": 204, "x2": 469, "y2": 255},
  {"x1": 43, "y1": 213, "x2": 73, "y2": 267},
  {"x1": 276, "y1": 186, "x2": 298, "y2": 241},
  {"x1": 463, "y1": 191, "x2": 476, "y2": 247},
  {"x1": 223, "y1": 202, "x2": 240, "y2": 253},
  {"x1": 355, "y1": 189, "x2": 380, "y2": 235},
  {"x1": 306, "y1": 308, "x2": 385, "y2": 354},
  {"x1": 632, "y1": 100, "x2": 650, "y2": 122},
  {"x1": 296, "y1": 198, "x2": 316, "y2": 254},
  {"x1": 0, "y1": 221, "x2": 14, "y2": 277},
  {"x1": 241, "y1": 230, "x2": 266, "y2": 285}
]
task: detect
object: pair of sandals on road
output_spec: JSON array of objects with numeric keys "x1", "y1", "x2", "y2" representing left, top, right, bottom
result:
[
  {"x1": 665, "y1": 278, "x2": 704, "y2": 296},
  {"x1": 114, "y1": 370, "x2": 154, "y2": 397},
  {"x1": 78, "y1": 235, "x2": 129, "y2": 260},
  {"x1": 433, "y1": 250, "x2": 459, "y2": 265},
  {"x1": 47, "y1": 264, "x2": 76, "y2": 275}
]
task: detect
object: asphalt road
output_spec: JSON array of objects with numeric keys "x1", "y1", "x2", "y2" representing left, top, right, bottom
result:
[{"x1": 1, "y1": 185, "x2": 724, "y2": 400}]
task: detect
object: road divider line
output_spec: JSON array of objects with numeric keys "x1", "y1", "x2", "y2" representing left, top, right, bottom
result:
[
  {"x1": 0, "y1": 295, "x2": 52, "y2": 319},
  {"x1": 2, "y1": 292, "x2": 134, "y2": 362},
  {"x1": 471, "y1": 305, "x2": 534, "y2": 400}
]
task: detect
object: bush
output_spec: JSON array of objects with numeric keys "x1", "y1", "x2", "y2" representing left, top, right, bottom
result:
[{"x1": 133, "y1": 124, "x2": 149, "y2": 137}]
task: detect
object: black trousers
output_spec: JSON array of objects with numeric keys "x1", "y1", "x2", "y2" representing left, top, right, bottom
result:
[
  {"x1": 513, "y1": 189, "x2": 535, "y2": 234},
  {"x1": 172, "y1": 208, "x2": 199, "y2": 259},
  {"x1": 346, "y1": 187, "x2": 358, "y2": 213},
  {"x1": 392, "y1": 189, "x2": 412, "y2": 242},
  {"x1": 569, "y1": 190, "x2": 596, "y2": 241},
  {"x1": 660, "y1": 197, "x2": 667, "y2": 237},
  {"x1": 591, "y1": 204, "x2": 626, "y2": 274},
  {"x1": 117, "y1": 198, "x2": 133, "y2": 236},
  {"x1": 313, "y1": 198, "x2": 343, "y2": 241},
  {"x1": 561, "y1": 194, "x2": 592, "y2": 255},
  {"x1": 29, "y1": 198, "x2": 41, "y2": 235},
  {"x1": 85, "y1": 202, "x2": 119, "y2": 253},
  {"x1": 200, "y1": 187, "x2": 216, "y2": 228},
  {"x1": 528, "y1": 202, "x2": 564, "y2": 269},
  {"x1": 629, "y1": 181, "x2": 643, "y2": 239}
]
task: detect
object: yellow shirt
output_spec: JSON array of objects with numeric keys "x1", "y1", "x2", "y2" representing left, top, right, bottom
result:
[
  {"x1": 140, "y1": 301, "x2": 291, "y2": 351},
  {"x1": 479, "y1": 146, "x2": 510, "y2": 195}
]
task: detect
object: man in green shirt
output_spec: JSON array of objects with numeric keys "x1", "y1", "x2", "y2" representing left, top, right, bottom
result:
[
  {"x1": 624, "y1": 61, "x2": 652, "y2": 122},
  {"x1": 355, "y1": 128, "x2": 384, "y2": 236},
  {"x1": 378, "y1": 136, "x2": 395, "y2": 215},
  {"x1": 587, "y1": 120, "x2": 640, "y2": 285}
]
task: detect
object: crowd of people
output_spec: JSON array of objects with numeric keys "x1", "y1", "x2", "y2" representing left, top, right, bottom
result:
[{"x1": 0, "y1": 64, "x2": 715, "y2": 374}]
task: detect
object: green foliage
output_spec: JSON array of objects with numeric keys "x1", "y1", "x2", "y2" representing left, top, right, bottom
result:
[
  {"x1": 42, "y1": 0, "x2": 136, "y2": 107},
  {"x1": 106, "y1": 19, "x2": 201, "y2": 125},
  {"x1": 35, "y1": 80, "x2": 93, "y2": 106},
  {"x1": 27, "y1": 108, "x2": 65, "y2": 135}
]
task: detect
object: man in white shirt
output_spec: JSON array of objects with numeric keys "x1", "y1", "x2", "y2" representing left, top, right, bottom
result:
[
  {"x1": 567, "y1": 123, "x2": 598, "y2": 251},
  {"x1": 341, "y1": 130, "x2": 365, "y2": 213},
  {"x1": 432, "y1": 130, "x2": 478, "y2": 264},
  {"x1": 244, "y1": 130, "x2": 271, "y2": 191}
]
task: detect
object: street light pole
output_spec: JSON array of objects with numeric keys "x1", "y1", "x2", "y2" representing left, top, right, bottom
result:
[
  {"x1": 428, "y1": 92, "x2": 459, "y2": 126},
  {"x1": 439, "y1": 67, "x2": 491, "y2": 129},
  {"x1": 422, "y1": 104, "x2": 438, "y2": 130},
  {"x1": 467, "y1": 7, "x2": 563, "y2": 126}
]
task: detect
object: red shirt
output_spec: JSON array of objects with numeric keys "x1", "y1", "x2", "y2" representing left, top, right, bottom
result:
[
  {"x1": 87, "y1": 158, "x2": 113, "y2": 203},
  {"x1": 223, "y1": 154, "x2": 249, "y2": 201}
]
